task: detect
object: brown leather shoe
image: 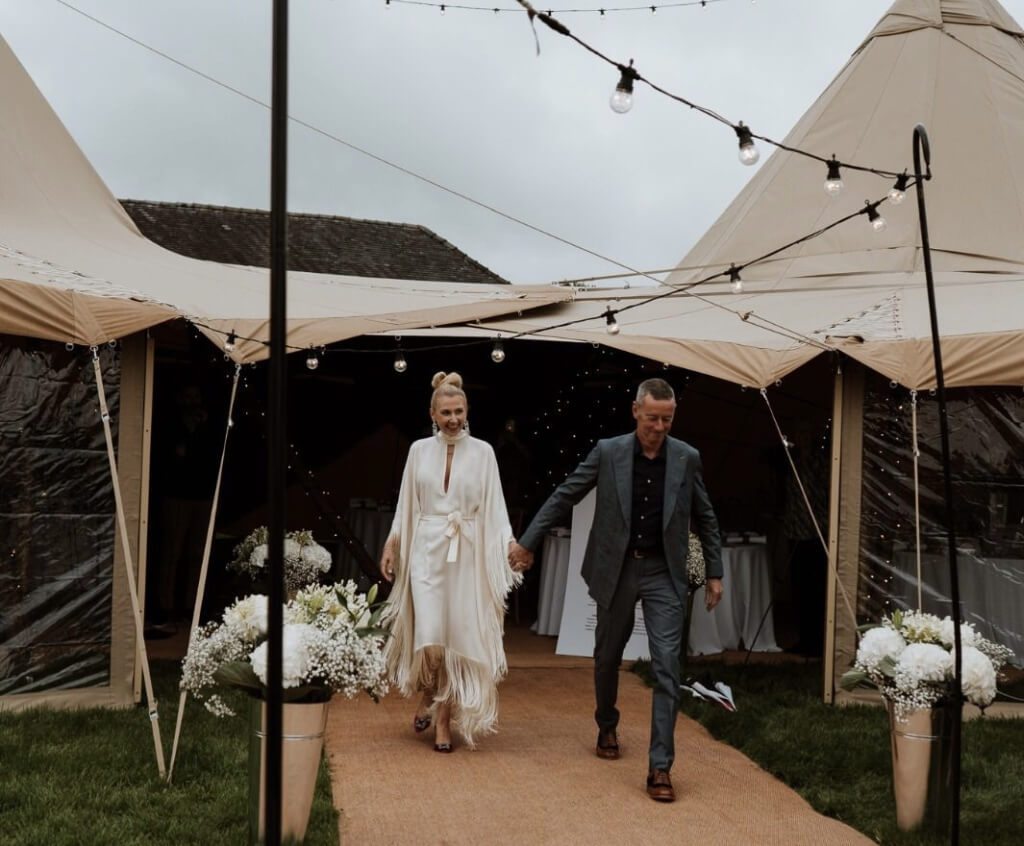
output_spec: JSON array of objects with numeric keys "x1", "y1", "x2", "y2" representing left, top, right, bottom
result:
[
  {"x1": 596, "y1": 729, "x2": 619, "y2": 760},
  {"x1": 646, "y1": 769, "x2": 675, "y2": 802}
]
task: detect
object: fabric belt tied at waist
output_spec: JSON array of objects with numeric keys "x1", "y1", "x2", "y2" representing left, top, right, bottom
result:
[{"x1": 443, "y1": 510, "x2": 474, "y2": 563}]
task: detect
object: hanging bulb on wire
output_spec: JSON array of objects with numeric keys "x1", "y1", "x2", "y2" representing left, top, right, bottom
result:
[
  {"x1": 393, "y1": 350, "x2": 407, "y2": 373},
  {"x1": 824, "y1": 156, "x2": 844, "y2": 196},
  {"x1": 490, "y1": 339, "x2": 506, "y2": 363},
  {"x1": 735, "y1": 122, "x2": 759, "y2": 165},
  {"x1": 728, "y1": 265, "x2": 743, "y2": 294},
  {"x1": 224, "y1": 331, "x2": 237, "y2": 353},
  {"x1": 610, "y1": 60, "x2": 638, "y2": 114},
  {"x1": 888, "y1": 171, "x2": 909, "y2": 205},
  {"x1": 865, "y1": 201, "x2": 888, "y2": 233},
  {"x1": 605, "y1": 310, "x2": 620, "y2": 335},
  {"x1": 306, "y1": 349, "x2": 320, "y2": 371}
]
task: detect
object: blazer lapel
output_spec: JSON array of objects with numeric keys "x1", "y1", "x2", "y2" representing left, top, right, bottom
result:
[
  {"x1": 663, "y1": 440, "x2": 687, "y2": 529},
  {"x1": 612, "y1": 436, "x2": 633, "y2": 527}
]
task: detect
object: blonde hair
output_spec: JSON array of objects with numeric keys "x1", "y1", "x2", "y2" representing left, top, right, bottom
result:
[{"x1": 430, "y1": 371, "x2": 467, "y2": 410}]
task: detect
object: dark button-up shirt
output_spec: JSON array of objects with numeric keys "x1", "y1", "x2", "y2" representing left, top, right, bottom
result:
[{"x1": 630, "y1": 435, "x2": 666, "y2": 554}]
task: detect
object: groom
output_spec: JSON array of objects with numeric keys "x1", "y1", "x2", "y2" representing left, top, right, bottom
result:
[{"x1": 510, "y1": 378, "x2": 723, "y2": 802}]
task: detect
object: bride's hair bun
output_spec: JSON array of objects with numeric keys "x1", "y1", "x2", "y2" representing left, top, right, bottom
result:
[{"x1": 431, "y1": 371, "x2": 463, "y2": 390}]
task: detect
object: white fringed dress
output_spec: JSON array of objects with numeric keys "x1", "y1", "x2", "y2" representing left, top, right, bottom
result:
[{"x1": 383, "y1": 430, "x2": 521, "y2": 745}]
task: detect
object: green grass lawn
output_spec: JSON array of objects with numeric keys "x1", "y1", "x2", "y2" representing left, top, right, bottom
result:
[
  {"x1": 635, "y1": 659, "x2": 1024, "y2": 846},
  {"x1": 0, "y1": 660, "x2": 339, "y2": 846}
]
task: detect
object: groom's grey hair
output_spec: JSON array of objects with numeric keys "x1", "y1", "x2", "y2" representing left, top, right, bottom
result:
[{"x1": 635, "y1": 378, "x2": 675, "y2": 404}]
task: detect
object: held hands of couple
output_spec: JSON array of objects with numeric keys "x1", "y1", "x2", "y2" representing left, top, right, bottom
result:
[
  {"x1": 508, "y1": 541, "x2": 534, "y2": 573},
  {"x1": 704, "y1": 577, "x2": 723, "y2": 612}
]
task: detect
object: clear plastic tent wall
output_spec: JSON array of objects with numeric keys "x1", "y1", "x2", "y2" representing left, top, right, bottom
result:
[
  {"x1": 0, "y1": 336, "x2": 120, "y2": 694},
  {"x1": 857, "y1": 372, "x2": 1024, "y2": 668}
]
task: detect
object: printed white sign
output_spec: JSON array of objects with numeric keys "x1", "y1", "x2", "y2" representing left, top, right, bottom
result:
[{"x1": 555, "y1": 490, "x2": 651, "y2": 660}]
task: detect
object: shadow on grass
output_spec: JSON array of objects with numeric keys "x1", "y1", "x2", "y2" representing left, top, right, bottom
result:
[
  {"x1": 633, "y1": 659, "x2": 1023, "y2": 846},
  {"x1": 0, "y1": 660, "x2": 339, "y2": 846}
]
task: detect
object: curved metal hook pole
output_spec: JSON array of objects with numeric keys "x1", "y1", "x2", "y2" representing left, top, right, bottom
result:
[{"x1": 913, "y1": 123, "x2": 962, "y2": 846}]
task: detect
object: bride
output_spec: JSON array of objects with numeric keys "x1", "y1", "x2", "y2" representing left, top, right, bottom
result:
[{"x1": 379, "y1": 371, "x2": 522, "y2": 751}]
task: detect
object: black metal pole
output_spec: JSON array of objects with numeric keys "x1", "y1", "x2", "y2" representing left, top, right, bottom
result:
[
  {"x1": 912, "y1": 123, "x2": 961, "y2": 846},
  {"x1": 265, "y1": 2, "x2": 289, "y2": 844}
]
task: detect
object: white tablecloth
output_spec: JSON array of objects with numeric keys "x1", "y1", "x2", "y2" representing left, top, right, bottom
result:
[
  {"x1": 534, "y1": 520, "x2": 780, "y2": 654},
  {"x1": 534, "y1": 532, "x2": 572, "y2": 636},
  {"x1": 892, "y1": 550, "x2": 1023, "y2": 667},
  {"x1": 687, "y1": 544, "x2": 780, "y2": 655}
]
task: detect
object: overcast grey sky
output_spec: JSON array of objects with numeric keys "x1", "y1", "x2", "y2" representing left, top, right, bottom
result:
[{"x1": 2, "y1": 0, "x2": 1021, "y2": 285}]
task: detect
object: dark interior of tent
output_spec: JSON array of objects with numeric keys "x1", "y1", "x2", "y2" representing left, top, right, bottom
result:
[{"x1": 4, "y1": 325, "x2": 1023, "y2": 696}]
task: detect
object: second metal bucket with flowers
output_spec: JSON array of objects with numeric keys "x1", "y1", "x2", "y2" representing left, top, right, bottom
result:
[
  {"x1": 887, "y1": 699, "x2": 956, "y2": 833},
  {"x1": 248, "y1": 700, "x2": 330, "y2": 845}
]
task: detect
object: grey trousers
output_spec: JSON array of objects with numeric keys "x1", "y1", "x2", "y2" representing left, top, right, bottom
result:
[{"x1": 593, "y1": 550, "x2": 685, "y2": 772}]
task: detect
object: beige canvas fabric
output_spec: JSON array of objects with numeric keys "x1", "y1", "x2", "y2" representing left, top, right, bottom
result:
[{"x1": 0, "y1": 34, "x2": 570, "y2": 359}]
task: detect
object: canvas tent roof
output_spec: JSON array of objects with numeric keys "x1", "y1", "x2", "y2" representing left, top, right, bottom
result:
[
  {"x1": 0, "y1": 34, "x2": 569, "y2": 361},
  {"x1": 458, "y1": 0, "x2": 1024, "y2": 389}
]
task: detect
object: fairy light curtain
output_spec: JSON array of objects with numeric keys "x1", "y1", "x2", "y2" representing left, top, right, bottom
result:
[{"x1": 858, "y1": 372, "x2": 1024, "y2": 668}]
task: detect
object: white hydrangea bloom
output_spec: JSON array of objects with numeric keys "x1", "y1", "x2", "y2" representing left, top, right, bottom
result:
[
  {"x1": 249, "y1": 623, "x2": 315, "y2": 688},
  {"x1": 958, "y1": 645, "x2": 997, "y2": 706},
  {"x1": 283, "y1": 538, "x2": 302, "y2": 563},
  {"x1": 223, "y1": 594, "x2": 269, "y2": 641},
  {"x1": 300, "y1": 543, "x2": 332, "y2": 572},
  {"x1": 248, "y1": 543, "x2": 269, "y2": 571},
  {"x1": 938, "y1": 617, "x2": 979, "y2": 649},
  {"x1": 855, "y1": 625, "x2": 907, "y2": 676},
  {"x1": 894, "y1": 642, "x2": 953, "y2": 692}
]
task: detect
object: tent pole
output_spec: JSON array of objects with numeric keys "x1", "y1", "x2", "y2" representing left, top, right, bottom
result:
[
  {"x1": 167, "y1": 364, "x2": 242, "y2": 784},
  {"x1": 91, "y1": 348, "x2": 166, "y2": 779},
  {"x1": 265, "y1": 2, "x2": 289, "y2": 843},
  {"x1": 913, "y1": 123, "x2": 961, "y2": 846},
  {"x1": 823, "y1": 359, "x2": 844, "y2": 704},
  {"x1": 134, "y1": 333, "x2": 156, "y2": 703}
]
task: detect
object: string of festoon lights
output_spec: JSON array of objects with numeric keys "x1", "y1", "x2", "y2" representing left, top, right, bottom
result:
[
  {"x1": 192, "y1": 170, "x2": 918, "y2": 375},
  {"x1": 512, "y1": 0, "x2": 908, "y2": 187},
  {"x1": 383, "y1": 0, "x2": 731, "y2": 16}
]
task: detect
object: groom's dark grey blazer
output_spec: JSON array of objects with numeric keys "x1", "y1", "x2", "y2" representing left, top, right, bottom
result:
[{"x1": 519, "y1": 432, "x2": 723, "y2": 608}]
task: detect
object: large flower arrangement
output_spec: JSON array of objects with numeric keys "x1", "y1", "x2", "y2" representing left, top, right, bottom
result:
[
  {"x1": 181, "y1": 581, "x2": 389, "y2": 717},
  {"x1": 228, "y1": 526, "x2": 333, "y2": 593},
  {"x1": 840, "y1": 609, "x2": 1013, "y2": 720}
]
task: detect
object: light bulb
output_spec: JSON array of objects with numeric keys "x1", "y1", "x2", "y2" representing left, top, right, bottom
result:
[
  {"x1": 824, "y1": 157, "x2": 844, "y2": 195},
  {"x1": 735, "y1": 122, "x2": 759, "y2": 166},
  {"x1": 393, "y1": 351, "x2": 407, "y2": 373},
  {"x1": 889, "y1": 172, "x2": 909, "y2": 205},
  {"x1": 728, "y1": 265, "x2": 743, "y2": 294},
  {"x1": 225, "y1": 331, "x2": 237, "y2": 353},
  {"x1": 490, "y1": 340, "x2": 506, "y2": 363},
  {"x1": 306, "y1": 350, "x2": 319, "y2": 370},
  {"x1": 866, "y1": 202, "x2": 887, "y2": 232},
  {"x1": 605, "y1": 311, "x2": 620, "y2": 335},
  {"x1": 610, "y1": 60, "x2": 636, "y2": 114},
  {"x1": 610, "y1": 89, "x2": 633, "y2": 114}
]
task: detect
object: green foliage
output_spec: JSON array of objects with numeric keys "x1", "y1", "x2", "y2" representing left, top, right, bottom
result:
[
  {"x1": 635, "y1": 659, "x2": 1024, "y2": 845},
  {"x1": 0, "y1": 661, "x2": 339, "y2": 846}
]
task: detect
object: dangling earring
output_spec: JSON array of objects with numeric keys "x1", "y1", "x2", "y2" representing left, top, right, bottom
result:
[
  {"x1": 432, "y1": 421, "x2": 439, "y2": 436},
  {"x1": 462, "y1": 421, "x2": 470, "y2": 434}
]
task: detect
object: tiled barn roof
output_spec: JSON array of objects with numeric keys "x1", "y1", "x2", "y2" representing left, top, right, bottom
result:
[{"x1": 119, "y1": 200, "x2": 508, "y2": 284}]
